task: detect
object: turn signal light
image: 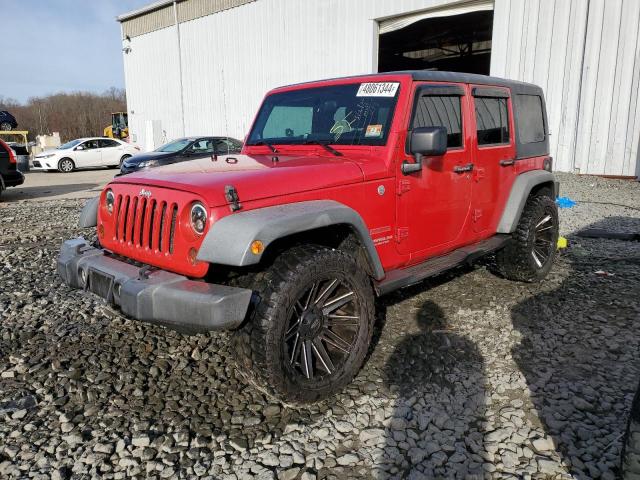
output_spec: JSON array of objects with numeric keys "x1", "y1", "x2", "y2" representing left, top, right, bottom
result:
[{"x1": 250, "y1": 240, "x2": 264, "y2": 255}]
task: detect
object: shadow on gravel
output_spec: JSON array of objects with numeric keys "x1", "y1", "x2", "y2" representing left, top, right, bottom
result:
[
  {"x1": 1, "y1": 182, "x2": 100, "y2": 201},
  {"x1": 511, "y1": 217, "x2": 640, "y2": 479},
  {"x1": 377, "y1": 300, "x2": 488, "y2": 478}
]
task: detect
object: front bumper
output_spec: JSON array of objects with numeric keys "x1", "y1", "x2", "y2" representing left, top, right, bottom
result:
[{"x1": 57, "y1": 238, "x2": 253, "y2": 333}]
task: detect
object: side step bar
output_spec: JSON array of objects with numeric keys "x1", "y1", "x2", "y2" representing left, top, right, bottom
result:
[{"x1": 375, "y1": 234, "x2": 510, "y2": 295}]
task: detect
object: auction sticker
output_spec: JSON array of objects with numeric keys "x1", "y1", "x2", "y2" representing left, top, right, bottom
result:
[
  {"x1": 365, "y1": 124, "x2": 383, "y2": 137},
  {"x1": 356, "y1": 82, "x2": 399, "y2": 97}
]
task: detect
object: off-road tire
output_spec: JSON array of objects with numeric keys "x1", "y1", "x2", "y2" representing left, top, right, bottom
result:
[
  {"x1": 58, "y1": 158, "x2": 75, "y2": 173},
  {"x1": 231, "y1": 245, "x2": 375, "y2": 404},
  {"x1": 495, "y1": 194, "x2": 559, "y2": 282},
  {"x1": 622, "y1": 382, "x2": 640, "y2": 479}
]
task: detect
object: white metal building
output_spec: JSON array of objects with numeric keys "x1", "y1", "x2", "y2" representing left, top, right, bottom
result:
[{"x1": 118, "y1": 0, "x2": 640, "y2": 178}]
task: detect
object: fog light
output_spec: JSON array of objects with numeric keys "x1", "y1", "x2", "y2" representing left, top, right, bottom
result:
[
  {"x1": 188, "y1": 247, "x2": 198, "y2": 265},
  {"x1": 250, "y1": 240, "x2": 264, "y2": 255}
]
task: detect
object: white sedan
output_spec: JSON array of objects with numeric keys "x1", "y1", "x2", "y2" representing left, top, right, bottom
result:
[{"x1": 32, "y1": 137, "x2": 140, "y2": 173}]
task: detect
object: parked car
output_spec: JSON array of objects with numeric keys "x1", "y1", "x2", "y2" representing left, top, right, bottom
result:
[
  {"x1": 0, "y1": 111, "x2": 18, "y2": 131},
  {"x1": 58, "y1": 70, "x2": 558, "y2": 404},
  {"x1": 0, "y1": 138, "x2": 24, "y2": 199},
  {"x1": 119, "y1": 136, "x2": 243, "y2": 175},
  {"x1": 32, "y1": 137, "x2": 140, "y2": 173}
]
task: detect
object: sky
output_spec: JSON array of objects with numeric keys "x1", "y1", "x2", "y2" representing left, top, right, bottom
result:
[{"x1": 0, "y1": 0, "x2": 153, "y2": 103}]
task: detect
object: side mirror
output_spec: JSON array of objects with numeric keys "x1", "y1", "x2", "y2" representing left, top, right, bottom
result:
[{"x1": 402, "y1": 127, "x2": 448, "y2": 175}]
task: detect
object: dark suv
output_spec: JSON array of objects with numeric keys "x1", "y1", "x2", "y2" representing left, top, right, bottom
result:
[
  {"x1": 0, "y1": 139, "x2": 25, "y2": 199},
  {"x1": 0, "y1": 111, "x2": 18, "y2": 131}
]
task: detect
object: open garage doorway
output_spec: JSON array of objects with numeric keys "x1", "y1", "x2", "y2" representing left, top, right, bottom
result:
[{"x1": 377, "y1": 3, "x2": 494, "y2": 75}]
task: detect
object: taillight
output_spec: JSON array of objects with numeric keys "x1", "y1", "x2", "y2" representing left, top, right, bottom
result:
[{"x1": 0, "y1": 140, "x2": 16, "y2": 164}]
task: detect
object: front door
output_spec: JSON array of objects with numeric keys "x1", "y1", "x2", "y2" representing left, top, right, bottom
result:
[
  {"x1": 396, "y1": 84, "x2": 473, "y2": 260},
  {"x1": 74, "y1": 139, "x2": 102, "y2": 167},
  {"x1": 470, "y1": 87, "x2": 516, "y2": 234}
]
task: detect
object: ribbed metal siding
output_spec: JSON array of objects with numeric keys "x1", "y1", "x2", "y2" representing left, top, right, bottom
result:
[
  {"x1": 123, "y1": 0, "x2": 640, "y2": 176},
  {"x1": 121, "y1": 0, "x2": 257, "y2": 38},
  {"x1": 122, "y1": 4, "x2": 175, "y2": 38},
  {"x1": 491, "y1": 0, "x2": 640, "y2": 176},
  {"x1": 177, "y1": 0, "x2": 256, "y2": 23}
]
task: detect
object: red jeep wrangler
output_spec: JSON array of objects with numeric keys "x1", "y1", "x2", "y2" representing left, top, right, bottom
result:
[{"x1": 59, "y1": 71, "x2": 559, "y2": 403}]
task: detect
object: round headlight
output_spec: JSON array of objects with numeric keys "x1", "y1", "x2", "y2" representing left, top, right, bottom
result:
[
  {"x1": 105, "y1": 189, "x2": 115, "y2": 214},
  {"x1": 190, "y1": 203, "x2": 207, "y2": 235}
]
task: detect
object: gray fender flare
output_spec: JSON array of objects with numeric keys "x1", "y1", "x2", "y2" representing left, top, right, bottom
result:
[
  {"x1": 79, "y1": 196, "x2": 99, "y2": 228},
  {"x1": 497, "y1": 170, "x2": 558, "y2": 233},
  {"x1": 197, "y1": 200, "x2": 385, "y2": 280}
]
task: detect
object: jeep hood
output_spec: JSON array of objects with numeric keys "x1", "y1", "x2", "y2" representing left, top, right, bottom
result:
[{"x1": 110, "y1": 154, "x2": 364, "y2": 207}]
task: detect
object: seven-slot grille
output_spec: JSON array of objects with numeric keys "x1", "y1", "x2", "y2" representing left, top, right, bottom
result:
[{"x1": 113, "y1": 194, "x2": 179, "y2": 254}]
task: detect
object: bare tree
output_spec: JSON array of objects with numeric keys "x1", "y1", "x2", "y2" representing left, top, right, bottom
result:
[{"x1": 1, "y1": 89, "x2": 127, "y2": 141}]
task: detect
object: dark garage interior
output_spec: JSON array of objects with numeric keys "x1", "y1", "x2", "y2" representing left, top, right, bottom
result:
[{"x1": 378, "y1": 10, "x2": 494, "y2": 75}]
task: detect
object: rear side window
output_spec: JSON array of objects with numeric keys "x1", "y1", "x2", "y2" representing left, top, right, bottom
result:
[
  {"x1": 411, "y1": 95, "x2": 463, "y2": 148},
  {"x1": 475, "y1": 97, "x2": 510, "y2": 146},
  {"x1": 98, "y1": 139, "x2": 120, "y2": 148},
  {"x1": 515, "y1": 94, "x2": 545, "y2": 143}
]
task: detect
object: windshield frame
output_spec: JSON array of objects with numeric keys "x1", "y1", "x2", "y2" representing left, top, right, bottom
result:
[{"x1": 246, "y1": 81, "x2": 401, "y2": 148}]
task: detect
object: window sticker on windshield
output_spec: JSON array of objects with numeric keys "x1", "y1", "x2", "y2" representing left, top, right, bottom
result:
[
  {"x1": 365, "y1": 124, "x2": 383, "y2": 137},
  {"x1": 356, "y1": 82, "x2": 399, "y2": 97}
]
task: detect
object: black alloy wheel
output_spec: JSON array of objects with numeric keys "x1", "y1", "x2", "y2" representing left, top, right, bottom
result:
[
  {"x1": 285, "y1": 278, "x2": 361, "y2": 380},
  {"x1": 232, "y1": 245, "x2": 375, "y2": 404}
]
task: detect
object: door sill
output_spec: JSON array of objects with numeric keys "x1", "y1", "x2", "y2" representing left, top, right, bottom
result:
[{"x1": 375, "y1": 234, "x2": 509, "y2": 295}]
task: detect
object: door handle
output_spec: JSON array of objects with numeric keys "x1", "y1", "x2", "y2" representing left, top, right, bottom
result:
[
  {"x1": 453, "y1": 163, "x2": 474, "y2": 173},
  {"x1": 500, "y1": 159, "x2": 515, "y2": 166}
]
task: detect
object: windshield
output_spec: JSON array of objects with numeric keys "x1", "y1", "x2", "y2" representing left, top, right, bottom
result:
[
  {"x1": 58, "y1": 139, "x2": 82, "y2": 150},
  {"x1": 247, "y1": 82, "x2": 400, "y2": 146},
  {"x1": 156, "y1": 139, "x2": 192, "y2": 153}
]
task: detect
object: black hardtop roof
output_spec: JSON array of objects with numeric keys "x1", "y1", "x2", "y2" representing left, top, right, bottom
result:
[{"x1": 282, "y1": 70, "x2": 543, "y2": 96}]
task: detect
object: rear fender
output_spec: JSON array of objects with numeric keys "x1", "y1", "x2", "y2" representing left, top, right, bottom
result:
[
  {"x1": 197, "y1": 200, "x2": 385, "y2": 280},
  {"x1": 497, "y1": 170, "x2": 558, "y2": 233}
]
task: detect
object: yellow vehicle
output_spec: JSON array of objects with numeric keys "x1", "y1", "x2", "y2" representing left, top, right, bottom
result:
[{"x1": 104, "y1": 112, "x2": 129, "y2": 139}]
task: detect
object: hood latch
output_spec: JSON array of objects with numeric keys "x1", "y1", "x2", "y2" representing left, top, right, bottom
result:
[{"x1": 225, "y1": 185, "x2": 242, "y2": 212}]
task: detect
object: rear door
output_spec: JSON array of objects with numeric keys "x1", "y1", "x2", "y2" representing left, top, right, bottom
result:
[
  {"x1": 470, "y1": 87, "x2": 516, "y2": 234},
  {"x1": 98, "y1": 139, "x2": 124, "y2": 166},
  {"x1": 396, "y1": 83, "x2": 473, "y2": 258}
]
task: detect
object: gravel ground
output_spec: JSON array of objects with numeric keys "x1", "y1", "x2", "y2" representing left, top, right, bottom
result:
[{"x1": 1, "y1": 172, "x2": 639, "y2": 479}]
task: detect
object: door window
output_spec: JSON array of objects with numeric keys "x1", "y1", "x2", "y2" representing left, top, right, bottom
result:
[
  {"x1": 187, "y1": 140, "x2": 215, "y2": 154},
  {"x1": 98, "y1": 139, "x2": 120, "y2": 148},
  {"x1": 475, "y1": 97, "x2": 510, "y2": 146},
  {"x1": 411, "y1": 95, "x2": 463, "y2": 148},
  {"x1": 80, "y1": 140, "x2": 99, "y2": 150},
  {"x1": 215, "y1": 138, "x2": 242, "y2": 154}
]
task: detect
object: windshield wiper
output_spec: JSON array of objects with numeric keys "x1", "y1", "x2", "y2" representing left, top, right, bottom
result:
[
  {"x1": 251, "y1": 140, "x2": 278, "y2": 153},
  {"x1": 303, "y1": 140, "x2": 343, "y2": 157}
]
